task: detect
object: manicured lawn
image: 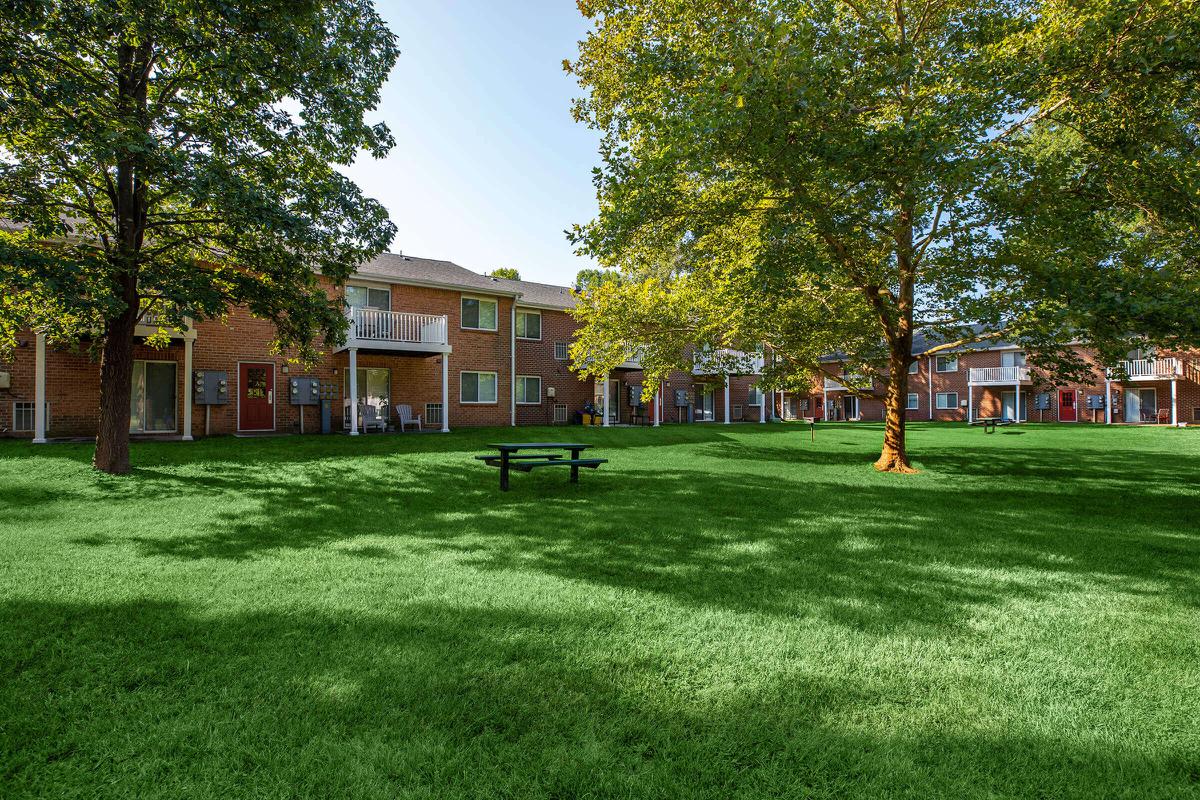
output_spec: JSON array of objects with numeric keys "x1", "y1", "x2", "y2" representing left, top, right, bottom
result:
[{"x1": 1, "y1": 423, "x2": 1198, "y2": 799}]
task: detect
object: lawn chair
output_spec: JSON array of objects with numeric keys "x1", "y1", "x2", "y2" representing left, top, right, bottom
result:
[
  {"x1": 393, "y1": 404, "x2": 422, "y2": 432},
  {"x1": 359, "y1": 403, "x2": 387, "y2": 433}
]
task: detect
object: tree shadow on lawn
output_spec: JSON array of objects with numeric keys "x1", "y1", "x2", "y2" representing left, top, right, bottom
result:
[
  {"x1": 1, "y1": 597, "x2": 1194, "y2": 800},
  {"x1": 70, "y1": 443, "x2": 1200, "y2": 636}
]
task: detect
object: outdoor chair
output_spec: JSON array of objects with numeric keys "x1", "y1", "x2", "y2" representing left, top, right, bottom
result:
[
  {"x1": 359, "y1": 402, "x2": 387, "y2": 433},
  {"x1": 394, "y1": 404, "x2": 422, "y2": 432}
]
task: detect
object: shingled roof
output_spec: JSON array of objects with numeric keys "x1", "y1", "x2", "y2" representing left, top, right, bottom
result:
[
  {"x1": 355, "y1": 252, "x2": 522, "y2": 296},
  {"x1": 492, "y1": 277, "x2": 576, "y2": 310}
]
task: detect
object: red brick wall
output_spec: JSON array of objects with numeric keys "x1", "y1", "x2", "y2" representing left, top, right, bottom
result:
[{"x1": 513, "y1": 307, "x2": 593, "y2": 426}]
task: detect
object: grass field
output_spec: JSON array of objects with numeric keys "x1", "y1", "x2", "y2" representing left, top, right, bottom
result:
[{"x1": 1, "y1": 422, "x2": 1198, "y2": 799}]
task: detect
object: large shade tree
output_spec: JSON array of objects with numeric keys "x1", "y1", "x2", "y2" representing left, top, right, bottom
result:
[
  {"x1": 566, "y1": 0, "x2": 1200, "y2": 472},
  {"x1": 0, "y1": 0, "x2": 398, "y2": 473}
]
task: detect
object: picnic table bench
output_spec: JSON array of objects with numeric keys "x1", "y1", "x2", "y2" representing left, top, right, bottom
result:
[
  {"x1": 969, "y1": 416, "x2": 1016, "y2": 434},
  {"x1": 477, "y1": 443, "x2": 607, "y2": 491}
]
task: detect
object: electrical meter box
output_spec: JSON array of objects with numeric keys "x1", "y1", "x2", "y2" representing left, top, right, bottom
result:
[
  {"x1": 1034, "y1": 393, "x2": 1052, "y2": 410},
  {"x1": 674, "y1": 389, "x2": 690, "y2": 407},
  {"x1": 289, "y1": 376, "x2": 321, "y2": 405},
  {"x1": 193, "y1": 370, "x2": 229, "y2": 405},
  {"x1": 1085, "y1": 394, "x2": 1104, "y2": 410},
  {"x1": 628, "y1": 384, "x2": 643, "y2": 407}
]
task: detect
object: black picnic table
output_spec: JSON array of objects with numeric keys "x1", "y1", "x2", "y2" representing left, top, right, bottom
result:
[
  {"x1": 476, "y1": 443, "x2": 607, "y2": 491},
  {"x1": 969, "y1": 416, "x2": 1015, "y2": 434}
]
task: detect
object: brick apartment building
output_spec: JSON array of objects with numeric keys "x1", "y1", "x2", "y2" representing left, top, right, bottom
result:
[
  {"x1": 3, "y1": 250, "x2": 1197, "y2": 441},
  {"x1": 0, "y1": 251, "x2": 771, "y2": 441}
]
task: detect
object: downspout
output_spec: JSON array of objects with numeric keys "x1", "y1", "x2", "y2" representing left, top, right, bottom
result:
[{"x1": 927, "y1": 355, "x2": 933, "y2": 420}]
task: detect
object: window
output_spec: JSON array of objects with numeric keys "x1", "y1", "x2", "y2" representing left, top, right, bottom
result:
[
  {"x1": 425, "y1": 403, "x2": 443, "y2": 425},
  {"x1": 1000, "y1": 351, "x2": 1026, "y2": 368},
  {"x1": 516, "y1": 375, "x2": 541, "y2": 405},
  {"x1": 935, "y1": 356, "x2": 958, "y2": 373},
  {"x1": 748, "y1": 386, "x2": 764, "y2": 406},
  {"x1": 554, "y1": 341, "x2": 569, "y2": 361},
  {"x1": 908, "y1": 361, "x2": 919, "y2": 374},
  {"x1": 515, "y1": 310, "x2": 541, "y2": 340},
  {"x1": 1193, "y1": 407, "x2": 1200, "y2": 422},
  {"x1": 461, "y1": 371, "x2": 498, "y2": 403},
  {"x1": 345, "y1": 284, "x2": 390, "y2": 310},
  {"x1": 906, "y1": 393, "x2": 920, "y2": 410},
  {"x1": 936, "y1": 392, "x2": 959, "y2": 410},
  {"x1": 13, "y1": 402, "x2": 48, "y2": 433},
  {"x1": 345, "y1": 368, "x2": 391, "y2": 412},
  {"x1": 461, "y1": 297, "x2": 498, "y2": 331},
  {"x1": 553, "y1": 403, "x2": 568, "y2": 423},
  {"x1": 129, "y1": 360, "x2": 177, "y2": 433}
]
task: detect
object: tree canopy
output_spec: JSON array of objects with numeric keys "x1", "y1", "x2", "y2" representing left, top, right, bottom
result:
[
  {"x1": 0, "y1": 0, "x2": 398, "y2": 472},
  {"x1": 488, "y1": 267, "x2": 521, "y2": 280},
  {"x1": 567, "y1": 0, "x2": 1200, "y2": 471}
]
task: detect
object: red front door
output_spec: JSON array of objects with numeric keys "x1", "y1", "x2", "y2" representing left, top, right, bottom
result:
[
  {"x1": 239, "y1": 362, "x2": 275, "y2": 431},
  {"x1": 1058, "y1": 389, "x2": 1077, "y2": 422}
]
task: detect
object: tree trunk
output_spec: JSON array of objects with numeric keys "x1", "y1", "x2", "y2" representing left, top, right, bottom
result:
[
  {"x1": 874, "y1": 345, "x2": 917, "y2": 474},
  {"x1": 93, "y1": 296, "x2": 139, "y2": 474}
]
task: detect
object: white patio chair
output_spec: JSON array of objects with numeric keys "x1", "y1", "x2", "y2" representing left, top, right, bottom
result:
[
  {"x1": 394, "y1": 404, "x2": 422, "y2": 432},
  {"x1": 359, "y1": 403, "x2": 387, "y2": 433}
]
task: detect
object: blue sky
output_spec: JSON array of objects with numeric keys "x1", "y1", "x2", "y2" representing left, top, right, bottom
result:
[{"x1": 340, "y1": 1, "x2": 602, "y2": 286}]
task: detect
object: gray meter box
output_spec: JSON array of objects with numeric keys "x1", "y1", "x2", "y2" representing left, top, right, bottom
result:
[
  {"x1": 193, "y1": 370, "x2": 229, "y2": 405},
  {"x1": 289, "y1": 377, "x2": 321, "y2": 406}
]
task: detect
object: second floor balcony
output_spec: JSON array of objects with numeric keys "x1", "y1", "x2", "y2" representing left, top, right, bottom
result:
[
  {"x1": 968, "y1": 366, "x2": 1031, "y2": 385},
  {"x1": 338, "y1": 307, "x2": 451, "y2": 354},
  {"x1": 693, "y1": 348, "x2": 765, "y2": 376},
  {"x1": 824, "y1": 374, "x2": 869, "y2": 391},
  {"x1": 1109, "y1": 358, "x2": 1181, "y2": 381}
]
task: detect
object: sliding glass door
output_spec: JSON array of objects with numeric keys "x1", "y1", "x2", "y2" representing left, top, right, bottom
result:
[
  {"x1": 345, "y1": 368, "x2": 391, "y2": 410},
  {"x1": 129, "y1": 360, "x2": 177, "y2": 433}
]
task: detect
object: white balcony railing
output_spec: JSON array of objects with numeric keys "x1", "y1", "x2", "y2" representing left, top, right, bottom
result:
[
  {"x1": 1110, "y1": 358, "x2": 1181, "y2": 380},
  {"x1": 968, "y1": 366, "x2": 1031, "y2": 385},
  {"x1": 693, "y1": 348, "x2": 765, "y2": 375},
  {"x1": 824, "y1": 374, "x2": 868, "y2": 391},
  {"x1": 348, "y1": 307, "x2": 448, "y2": 346}
]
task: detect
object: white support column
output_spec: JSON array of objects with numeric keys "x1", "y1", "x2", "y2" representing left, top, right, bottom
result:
[
  {"x1": 33, "y1": 332, "x2": 47, "y2": 444},
  {"x1": 723, "y1": 377, "x2": 731, "y2": 424},
  {"x1": 759, "y1": 385, "x2": 766, "y2": 423},
  {"x1": 348, "y1": 348, "x2": 359, "y2": 435},
  {"x1": 1105, "y1": 378, "x2": 1112, "y2": 424},
  {"x1": 1171, "y1": 379, "x2": 1178, "y2": 426},
  {"x1": 602, "y1": 374, "x2": 610, "y2": 427},
  {"x1": 822, "y1": 388, "x2": 828, "y2": 421},
  {"x1": 654, "y1": 383, "x2": 661, "y2": 427},
  {"x1": 927, "y1": 356, "x2": 933, "y2": 420},
  {"x1": 182, "y1": 338, "x2": 194, "y2": 440},
  {"x1": 441, "y1": 353, "x2": 450, "y2": 432},
  {"x1": 1014, "y1": 379, "x2": 1020, "y2": 422},
  {"x1": 968, "y1": 383, "x2": 974, "y2": 424}
]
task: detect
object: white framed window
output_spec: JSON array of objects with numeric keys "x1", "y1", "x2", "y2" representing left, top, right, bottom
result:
[
  {"x1": 13, "y1": 402, "x2": 49, "y2": 433},
  {"x1": 130, "y1": 360, "x2": 177, "y2": 433},
  {"x1": 935, "y1": 356, "x2": 958, "y2": 373},
  {"x1": 554, "y1": 341, "x2": 569, "y2": 361},
  {"x1": 906, "y1": 393, "x2": 919, "y2": 410},
  {"x1": 553, "y1": 403, "x2": 568, "y2": 423},
  {"x1": 461, "y1": 296, "x2": 498, "y2": 331},
  {"x1": 748, "y1": 386, "x2": 764, "y2": 406},
  {"x1": 460, "y1": 371, "x2": 498, "y2": 403},
  {"x1": 345, "y1": 284, "x2": 390, "y2": 310},
  {"x1": 936, "y1": 392, "x2": 958, "y2": 410},
  {"x1": 425, "y1": 403, "x2": 443, "y2": 425},
  {"x1": 515, "y1": 309, "x2": 541, "y2": 340},
  {"x1": 1000, "y1": 351, "x2": 1026, "y2": 368},
  {"x1": 908, "y1": 361, "x2": 919, "y2": 374},
  {"x1": 1193, "y1": 407, "x2": 1200, "y2": 422},
  {"x1": 516, "y1": 375, "x2": 541, "y2": 405}
]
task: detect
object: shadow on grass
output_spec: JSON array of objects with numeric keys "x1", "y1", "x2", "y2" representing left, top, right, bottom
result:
[{"x1": 1, "y1": 597, "x2": 1194, "y2": 799}]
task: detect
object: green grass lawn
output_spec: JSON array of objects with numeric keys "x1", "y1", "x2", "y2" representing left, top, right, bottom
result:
[{"x1": 1, "y1": 422, "x2": 1198, "y2": 799}]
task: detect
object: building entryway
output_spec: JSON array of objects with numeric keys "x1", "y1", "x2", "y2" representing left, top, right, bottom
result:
[
  {"x1": 695, "y1": 385, "x2": 715, "y2": 422},
  {"x1": 238, "y1": 362, "x2": 275, "y2": 431},
  {"x1": 1000, "y1": 391, "x2": 1028, "y2": 422},
  {"x1": 1058, "y1": 390, "x2": 1077, "y2": 422},
  {"x1": 1124, "y1": 387, "x2": 1158, "y2": 423},
  {"x1": 841, "y1": 395, "x2": 859, "y2": 420}
]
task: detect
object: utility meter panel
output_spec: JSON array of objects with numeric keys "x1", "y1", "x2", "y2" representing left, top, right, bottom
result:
[
  {"x1": 1085, "y1": 394, "x2": 1105, "y2": 410},
  {"x1": 1034, "y1": 393, "x2": 1052, "y2": 410},
  {"x1": 289, "y1": 377, "x2": 321, "y2": 406},
  {"x1": 193, "y1": 370, "x2": 229, "y2": 405}
]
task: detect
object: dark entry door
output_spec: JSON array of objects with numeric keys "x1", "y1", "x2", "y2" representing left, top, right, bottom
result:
[
  {"x1": 1058, "y1": 389, "x2": 1077, "y2": 422},
  {"x1": 239, "y1": 362, "x2": 275, "y2": 431}
]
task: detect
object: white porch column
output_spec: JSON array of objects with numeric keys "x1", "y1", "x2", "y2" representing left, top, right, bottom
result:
[
  {"x1": 723, "y1": 377, "x2": 731, "y2": 424},
  {"x1": 654, "y1": 383, "x2": 661, "y2": 427},
  {"x1": 822, "y1": 388, "x2": 828, "y2": 421},
  {"x1": 348, "y1": 348, "x2": 359, "y2": 435},
  {"x1": 1171, "y1": 379, "x2": 1178, "y2": 426},
  {"x1": 759, "y1": 386, "x2": 767, "y2": 423},
  {"x1": 602, "y1": 373, "x2": 610, "y2": 427},
  {"x1": 1105, "y1": 378, "x2": 1112, "y2": 424},
  {"x1": 33, "y1": 332, "x2": 47, "y2": 444},
  {"x1": 1014, "y1": 379, "x2": 1020, "y2": 422},
  {"x1": 441, "y1": 353, "x2": 450, "y2": 432},
  {"x1": 927, "y1": 356, "x2": 933, "y2": 420},
  {"x1": 182, "y1": 337, "x2": 194, "y2": 440},
  {"x1": 968, "y1": 383, "x2": 974, "y2": 424}
]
